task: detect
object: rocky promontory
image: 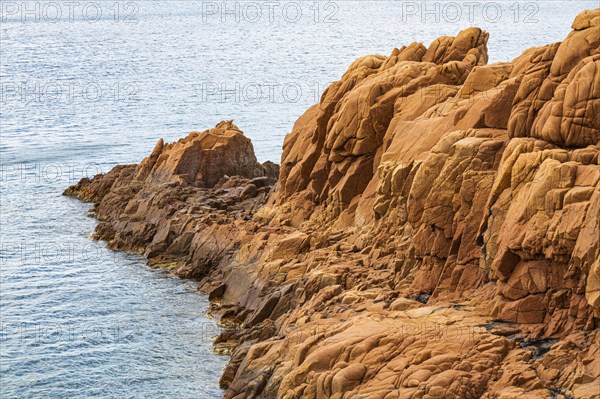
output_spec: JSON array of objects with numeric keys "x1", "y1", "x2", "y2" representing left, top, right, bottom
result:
[{"x1": 66, "y1": 9, "x2": 600, "y2": 399}]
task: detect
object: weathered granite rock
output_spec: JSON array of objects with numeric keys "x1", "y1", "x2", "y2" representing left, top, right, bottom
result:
[
  {"x1": 65, "y1": 120, "x2": 279, "y2": 275},
  {"x1": 66, "y1": 9, "x2": 600, "y2": 399}
]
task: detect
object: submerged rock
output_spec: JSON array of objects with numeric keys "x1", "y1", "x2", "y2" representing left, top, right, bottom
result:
[{"x1": 66, "y1": 9, "x2": 600, "y2": 399}]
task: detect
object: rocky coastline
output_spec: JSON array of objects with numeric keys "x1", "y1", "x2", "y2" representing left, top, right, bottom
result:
[{"x1": 65, "y1": 9, "x2": 599, "y2": 399}]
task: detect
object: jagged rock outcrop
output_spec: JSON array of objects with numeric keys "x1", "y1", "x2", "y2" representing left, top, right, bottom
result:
[
  {"x1": 66, "y1": 9, "x2": 600, "y2": 399},
  {"x1": 65, "y1": 120, "x2": 278, "y2": 275}
]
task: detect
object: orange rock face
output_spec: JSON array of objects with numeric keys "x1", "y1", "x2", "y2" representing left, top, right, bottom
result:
[
  {"x1": 66, "y1": 9, "x2": 600, "y2": 399},
  {"x1": 64, "y1": 120, "x2": 278, "y2": 269}
]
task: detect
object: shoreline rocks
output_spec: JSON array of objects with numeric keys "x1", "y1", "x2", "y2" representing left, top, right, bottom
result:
[{"x1": 66, "y1": 9, "x2": 599, "y2": 399}]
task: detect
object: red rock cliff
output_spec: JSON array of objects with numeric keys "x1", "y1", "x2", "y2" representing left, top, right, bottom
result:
[{"x1": 66, "y1": 9, "x2": 600, "y2": 399}]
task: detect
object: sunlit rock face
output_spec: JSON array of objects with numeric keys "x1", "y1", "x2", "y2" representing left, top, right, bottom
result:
[{"x1": 67, "y1": 9, "x2": 600, "y2": 399}]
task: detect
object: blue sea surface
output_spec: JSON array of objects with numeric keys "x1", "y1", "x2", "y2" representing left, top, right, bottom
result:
[{"x1": 0, "y1": 1, "x2": 596, "y2": 398}]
